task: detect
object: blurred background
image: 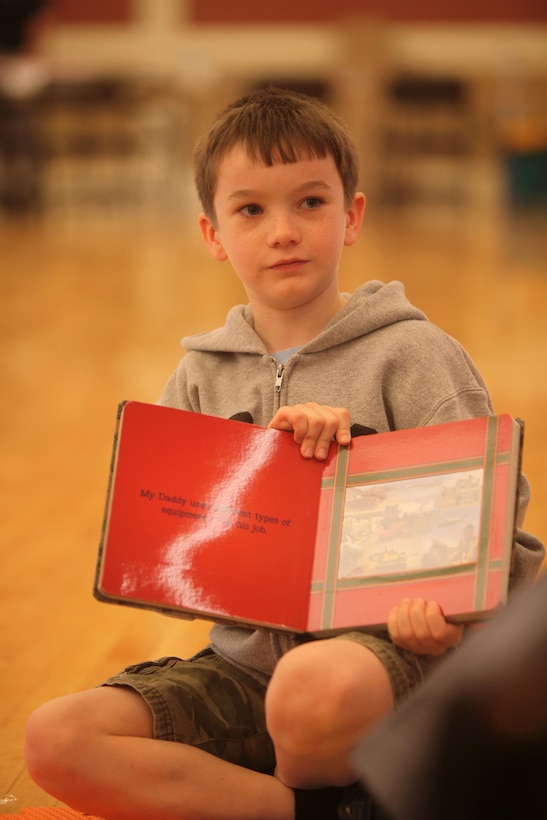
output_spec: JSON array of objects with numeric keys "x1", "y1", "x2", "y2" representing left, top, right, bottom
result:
[
  {"x1": 1, "y1": 0, "x2": 546, "y2": 810},
  {"x1": 1, "y1": 0, "x2": 547, "y2": 216}
]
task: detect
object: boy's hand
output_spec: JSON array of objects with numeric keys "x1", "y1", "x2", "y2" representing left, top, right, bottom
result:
[
  {"x1": 387, "y1": 598, "x2": 464, "y2": 656},
  {"x1": 268, "y1": 402, "x2": 351, "y2": 461}
]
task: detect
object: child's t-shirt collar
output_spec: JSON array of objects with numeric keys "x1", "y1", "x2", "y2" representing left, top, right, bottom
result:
[{"x1": 274, "y1": 346, "x2": 301, "y2": 363}]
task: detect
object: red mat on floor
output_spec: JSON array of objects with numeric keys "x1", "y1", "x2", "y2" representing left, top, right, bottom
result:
[{"x1": 12, "y1": 810, "x2": 105, "y2": 819}]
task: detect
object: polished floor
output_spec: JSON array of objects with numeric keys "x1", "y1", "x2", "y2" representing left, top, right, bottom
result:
[{"x1": 1, "y1": 197, "x2": 546, "y2": 809}]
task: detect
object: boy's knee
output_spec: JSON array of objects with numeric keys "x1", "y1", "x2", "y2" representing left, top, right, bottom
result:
[
  {"x1": 24, "y1": 699, "x2": 79, "y2": 789},
  {"x1": 25, "y1": 686, "x2": 153, "y2": 791},
  {"x1": 25, "y1": 691, "x2": 104, "y2": 790},
  {"x1": 266, "y1": 639, "x2": 394, "y2": 756},
  {"x1": 266, "y1": 642, "x2": 358, "y2": 748}
]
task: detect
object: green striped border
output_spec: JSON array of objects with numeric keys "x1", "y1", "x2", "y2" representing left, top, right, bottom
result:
[
  {"x1": 315, "y1": 416, "x2": 505, "y2": 629},
  {"x1": 318, "y1": 444, "x2": 350, "y2": 628}
]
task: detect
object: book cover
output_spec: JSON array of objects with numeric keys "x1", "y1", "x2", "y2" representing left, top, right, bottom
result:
[{"x1": 94, "y1": 402, "x2": 522, "y2": 634}]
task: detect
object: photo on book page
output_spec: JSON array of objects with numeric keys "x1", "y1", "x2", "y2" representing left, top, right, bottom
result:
[{"x1": 338, "y1": 469, "x2": 483, "y2": 580}]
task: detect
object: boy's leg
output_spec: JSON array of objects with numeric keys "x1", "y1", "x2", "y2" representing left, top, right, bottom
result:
[
  {"x1": 266, "y1": 637, "x2": 406, "y2": 789},
  {"x1": 24, "y1": 685, "x2": 295, "y2": 820},
  {"x1": 25, "y1": 639, "x2": 430, "y2": 819}
]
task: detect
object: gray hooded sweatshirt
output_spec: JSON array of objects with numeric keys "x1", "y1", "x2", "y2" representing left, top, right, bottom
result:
[{"x1": 159, "y1": 280, "x2": 544, "y2": 683}]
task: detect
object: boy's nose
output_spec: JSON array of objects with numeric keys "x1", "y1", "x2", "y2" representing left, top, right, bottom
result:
[{"x1": 267, "y1": 215, "x2": 301, "y2": 247}]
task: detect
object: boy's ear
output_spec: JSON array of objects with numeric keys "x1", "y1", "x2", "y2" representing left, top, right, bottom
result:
[
  {"x1": 344, "y1": 192, "x2": 366, "y2": 247},
  {"x1": 198, "y1": 212, "x2": 228, "y2": 262}
]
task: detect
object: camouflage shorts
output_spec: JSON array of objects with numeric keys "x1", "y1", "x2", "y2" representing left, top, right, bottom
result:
[
  {"x1": 101, "y1": 647, "x2": 276, "y2": 773},
  {"x1": 101, "y1": 634, "x2": 443, "y2": 773}
]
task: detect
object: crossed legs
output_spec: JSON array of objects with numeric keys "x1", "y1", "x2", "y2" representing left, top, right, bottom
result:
[{"x1": 24, "y1": 639, "x2": 394, "y2": 820}]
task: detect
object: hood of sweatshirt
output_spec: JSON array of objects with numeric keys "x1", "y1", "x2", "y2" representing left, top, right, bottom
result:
[{"x1": 182, "y1": 281, "x2": 427, "y2": 356}]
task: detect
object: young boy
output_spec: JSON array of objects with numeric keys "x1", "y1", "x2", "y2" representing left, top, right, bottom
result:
[{"x1": 24, "y1": 87, "x2": 544, "y2": 820}]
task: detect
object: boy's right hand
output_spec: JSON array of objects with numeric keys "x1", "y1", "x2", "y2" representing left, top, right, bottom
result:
[
  {"x1": 268, "y1": 402, "x2": 352, "y2": 461},
  {"x1": 387, "y1": 598, "x2": 464, "y2": 656}
]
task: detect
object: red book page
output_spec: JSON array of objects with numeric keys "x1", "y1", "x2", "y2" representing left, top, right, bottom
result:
[
  {"x1": 307, "y1": 415, "x2": 520, "y2": 631},
  {"x1": 98, "y1": 402, "x2": 324, "y2": 629}
]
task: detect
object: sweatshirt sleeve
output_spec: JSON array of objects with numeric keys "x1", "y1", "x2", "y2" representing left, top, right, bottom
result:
[
  {"x1": 382, "y1": 321, "x2": 545, "y2": 588},
  {"x1": 511, "y1": 473, "x2": 545, "y2": 588},
  {"x1": 157, "y1": 357, "x2": 196, "y2": 412}
]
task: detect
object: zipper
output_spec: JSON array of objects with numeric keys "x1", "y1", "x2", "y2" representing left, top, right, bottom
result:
[{"x1": 274, "y1": 360, "x2": 285, "y2": 393}]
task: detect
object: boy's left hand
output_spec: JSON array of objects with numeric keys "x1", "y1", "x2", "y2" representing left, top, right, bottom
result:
[
  {"x1": 387, "y1": 598, "x2": 464, "y2": 656},
  {"x1": 268, "y1": 402, "x2": 351, "y2": 461}
]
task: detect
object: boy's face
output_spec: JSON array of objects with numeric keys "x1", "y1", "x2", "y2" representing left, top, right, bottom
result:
[{"x1": 198, "y1": 144, "x2": 365, "y2": 316}]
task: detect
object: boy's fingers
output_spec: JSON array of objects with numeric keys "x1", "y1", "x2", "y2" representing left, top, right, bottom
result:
[
  {"x1": 334, "y1": 419, "x2": 352, "y2": 446},
  {"x1": 301, "y1": 405, "x2": 350, "y2": 459},
  {"x1": 425, "y1": 600, "x2": 464, "y2": 648},
  {"x1": 300, "y1": 412, "x2": 336, "y2": 459},
  {"x1": 388, "y1": 599, "x2": 464, "y2": 655},
  {"x1": 269, "y1": 403, "x2": 351, "y2": 460}
]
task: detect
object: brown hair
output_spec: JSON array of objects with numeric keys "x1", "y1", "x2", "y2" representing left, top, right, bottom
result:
[{"x1": 193, "y1": 86, "x2": 360, "y2": 220}]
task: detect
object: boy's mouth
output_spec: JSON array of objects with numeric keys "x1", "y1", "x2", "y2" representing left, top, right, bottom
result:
[{"x1": 269, "y1": 258, "x2": 308, "y2": 271}]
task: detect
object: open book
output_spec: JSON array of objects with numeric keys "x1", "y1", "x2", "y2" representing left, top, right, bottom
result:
[{"x1": 94, "y1": 402, "x2": 522, "y2": 634}]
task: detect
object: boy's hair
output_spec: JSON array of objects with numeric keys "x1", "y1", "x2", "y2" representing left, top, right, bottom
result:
[{"x1": 193, "y1": 86, "x2": 360, "y2": 220}]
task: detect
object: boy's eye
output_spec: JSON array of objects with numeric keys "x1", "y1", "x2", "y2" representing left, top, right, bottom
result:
[
  {"x1": 301, "y1": 197, "x2": 323, "y2": 210},
  {"x1": 239, "y1": 204, "x2": 262, "y2": 217}
]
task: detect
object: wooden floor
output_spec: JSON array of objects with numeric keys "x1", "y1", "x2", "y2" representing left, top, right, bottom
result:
[{"x1": 1, "y1": 199, "x2": 546, "y2": 809}]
